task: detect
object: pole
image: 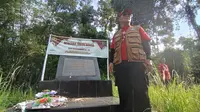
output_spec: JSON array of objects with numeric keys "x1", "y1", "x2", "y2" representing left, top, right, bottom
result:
[
  {"x1": 107, "y1": 40, "x2": 110, "y2": 80},
  {"x1": 41, "y1": 34, "x2": 52, "y2": 81}
]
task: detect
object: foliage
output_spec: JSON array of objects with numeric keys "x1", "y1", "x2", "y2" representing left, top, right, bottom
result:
[
  {"x1": 191, "y1": 51, "x2": 200, "y2": 82},
  {"x1": 176, "y1": 37, "x2": 200, "y2": 82},
  {"x1": 153, "y1": 48, "x2": 192, "y2": 78},
  {"x1": 161, "y1": 36, "x2": 176, "y2": 48},
  {"x1": 0, "y1": 69, "x2": 35, "y2": 110},
  {"x1": 171, "y1": 0, "x2": 200, "y2": 39},
  {"x1": 98, "y1": 0, "x2": 116, "y2": 34},
  {"x1": 111, "y1": 0, "x2": 200, "y2": 40},
  {"x1": 0, "y1": 0, "x2": 109, "y2": 87},
  {"x1": 111, "y1": 0, "x2": 174, "y2": 37}
]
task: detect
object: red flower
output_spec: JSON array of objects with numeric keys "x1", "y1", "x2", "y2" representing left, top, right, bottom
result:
[{"x1": 39, "y1": 98, "x2": 48, "y2": 103}]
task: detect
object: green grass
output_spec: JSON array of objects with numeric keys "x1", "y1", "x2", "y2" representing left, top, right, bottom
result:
[
  {"x1": 112, "y1": 81, "x2": 119, "y2": 97},
  {"x1": 149, "y1": 83, "x2": 200, "y2": 112},
  {"x1": 112, "y1": 80, "x2": 200, "y2": 112},
  {"x1": 0, "y1": 72, "x2": 35, "y2": 111},
  {"x1": 0, "y1": 88, "x2": 35, "y2": 111}
]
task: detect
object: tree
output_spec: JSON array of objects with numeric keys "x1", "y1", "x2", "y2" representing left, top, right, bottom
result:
[
  {"x1": 191, "y1": 51, "x2": 200, "y2": 82},
  {"x1": 154, "y1": 48, "x2": 192, "y2": 79},
  {"x1": 177, "y1": 36, "x2": 196, "y2": 58},
  {"x1": 0, "y1": 0, "x2": 46, "y2": 86},
  {"x1": 77, "y1": 1, "x2": 99, "y2": 39},
  {"x1": 161, "y1": 36, "x2": 176, "y2": 48},
  {"x1": 171, "y1": 0, "x2": 200, "y2": 39},
  {"x1": 177, "y1": 36, "x2": 195, "y2": 50},
  {"x1": 97, "y1": 0, "x2": 116, "y2": 35},
  {"x1": 161, "y1": 36, "x2": 200, "y2": 83},
  {"x1": 0, "y1": 0, "x2": 21, "y2": 45},
  {"x1": 111, "y1": 0, "x2": 174, "y2": 37},
  {"x1": 46, "y1": 0, "x2": 79, "y2": 36}
]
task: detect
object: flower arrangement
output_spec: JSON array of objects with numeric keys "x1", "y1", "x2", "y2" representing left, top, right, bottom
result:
[{"x1": 14, "y1": 90, "x2": 68, "y2": 110}]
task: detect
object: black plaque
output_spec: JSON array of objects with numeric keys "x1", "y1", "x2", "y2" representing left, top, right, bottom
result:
[{"x1": 56, "y1": 56, "x2": 101, "y2": 81}]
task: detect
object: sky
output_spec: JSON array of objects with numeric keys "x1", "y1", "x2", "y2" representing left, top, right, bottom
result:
[{"x1": 174, "y1": 10, "x2": 200, "y2": 38}]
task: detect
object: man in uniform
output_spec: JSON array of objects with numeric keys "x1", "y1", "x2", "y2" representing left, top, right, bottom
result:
[
  {"x1": 109, "y1": 9, "x2": 152, "y2": 112},
  {"x1": 159, "y1": 58, "x2": 171, "y2": 85}
]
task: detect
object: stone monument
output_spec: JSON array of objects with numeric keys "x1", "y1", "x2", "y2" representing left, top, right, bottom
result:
[
  {"x1": 37, "y1": 55, "x2": 118, "y2": 112},
  {"x1": 56, "y1": 56, "x2": 101, "y2": 81},
  {"x1": 36, "y1": 35, "x2": 119, "y2": 112}
]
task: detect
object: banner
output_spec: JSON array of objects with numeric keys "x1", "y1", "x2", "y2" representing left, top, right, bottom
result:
[{"x1": 47, "y1": 35, "x2": 108, "y2": 58}]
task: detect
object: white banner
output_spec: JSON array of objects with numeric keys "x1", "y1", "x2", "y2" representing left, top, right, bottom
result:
[{"x1": 47, "y1": 35, "x2": 108, "y2": 58}]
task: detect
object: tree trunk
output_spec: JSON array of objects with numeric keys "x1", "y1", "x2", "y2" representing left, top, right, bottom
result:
[{"x1": 185, "y1": 3, "x2": 200, "y2": 40}]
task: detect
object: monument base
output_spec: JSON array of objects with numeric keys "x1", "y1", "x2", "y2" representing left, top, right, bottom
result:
[
  {"x1": 38, "y1": 80, "x2": 113, "y2": 97},
  {"x1": 35, "y1": 80, "x2": 119, "y2": 112},
  {"x1": 26, "y1": 97, "x2": 118, "y2": 112}
]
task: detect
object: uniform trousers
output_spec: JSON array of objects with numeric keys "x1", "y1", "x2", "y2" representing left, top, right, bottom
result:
[{"x1": 114, "y1": 61, "x2": 151, "y2": 112}]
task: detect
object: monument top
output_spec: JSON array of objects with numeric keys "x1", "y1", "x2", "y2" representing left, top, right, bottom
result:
[
  {"x1": 41, "y1": 35, "x2": 109, "y2": 81},
  {"x1": 56, "y1": 56, "x2": 101, "y2": 81}
]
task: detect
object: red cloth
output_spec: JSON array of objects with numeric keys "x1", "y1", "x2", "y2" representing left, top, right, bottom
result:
[
  {"x1": 158, "y1": 64, "x2": 171, "y2": 80},
  {"x1": 110, "y1": 26, "x2": 151, "y2": 60}
]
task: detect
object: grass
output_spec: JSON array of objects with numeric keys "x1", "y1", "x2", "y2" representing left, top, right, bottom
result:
[
  {"x1": 149, "y1": 82, "x2": 200, "y2": 112},
  {"x1": 1, "y1": 68, "x2": 200, "y2": 112},
  {"x1": 111, "y1": 79, "x2": 200, "y2": 112},
  {"x1": 0, "y1": 88, "x2": 35, "y2": 111},
  {"x1": 111, "y1": 65, "x2": 200, "y2": 112},
  {"x1": 0, "y1": 72, "x2": 35, "y2": 112}
]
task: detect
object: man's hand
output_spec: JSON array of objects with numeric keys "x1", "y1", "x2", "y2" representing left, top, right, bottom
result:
[
  {"x1": 144, "y1": 59, "x2": 152, "y2": 73},
  {"x1": 162, "y1": 73, "x2": 166, "y2": 81},
  {"x1": 145, "y1": 60, "x2": 150, "y2": 65},
  {"x1": 109, "y1": 63, "x2": 113, "y2": 74}
]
